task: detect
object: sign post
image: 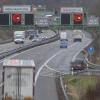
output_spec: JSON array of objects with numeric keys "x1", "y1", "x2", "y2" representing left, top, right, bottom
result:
[{"x1": 87, "y1": 47, "x2": 94, "y2": 61}]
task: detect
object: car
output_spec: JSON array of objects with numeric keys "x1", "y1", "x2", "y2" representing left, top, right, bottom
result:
[
  {"x1": 40, "y1": 36, "x2": 45, "y2": 40},
  {"x1": 32, "y1": 38, "x2": 40, "y2": 42},
  {"x1": 70, "y1": 59, "x2": 87, "y2": 71},
  {"x1": 29, "y1": 34, "x2": 34, "y2": 40},
  {"x1": 41, "y1": 36, "x2": 48, "y2": 40},
  {"x1": 45, "y1": 36, "x2": 48, "y2": 39}
]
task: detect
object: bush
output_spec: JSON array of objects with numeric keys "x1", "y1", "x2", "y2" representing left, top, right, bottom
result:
[{"x1": 81, "y1": 80, "x2": 100, "y2": 100}]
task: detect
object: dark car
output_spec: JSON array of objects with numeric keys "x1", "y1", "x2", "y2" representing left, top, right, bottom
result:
[
  {"x1": 29, "y1": 34, "x2": 34, "y2": 40},
  {"x1": 70, "y1": 59, "x2": 87, "y2": 71}
]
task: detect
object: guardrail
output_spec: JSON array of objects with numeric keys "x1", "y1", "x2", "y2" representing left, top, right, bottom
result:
[
  {"x1": 74, "y1": 69, "x2": 100, "y2": 75},
  {"x1": 0, "y1": 33, "x2": 59, "y2": 60}
]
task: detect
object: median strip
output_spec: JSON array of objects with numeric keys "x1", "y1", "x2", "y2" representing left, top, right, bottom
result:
[{"x1": 0, "y1": 30, "x2": 59, "y2": 60}]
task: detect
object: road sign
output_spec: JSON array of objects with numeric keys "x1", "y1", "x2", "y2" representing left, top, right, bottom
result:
[
  {"x1": 73, "y1": 13, "x2": 83, "y2": 24},
  {"x1": 60, "y1": 7, "x2": 84, "y2": 25},
  {"x1": 12, "y1": 13, "x2": 22, "y2": 25},
  {"x1": 60, "y1": 7, "x2": 83, "y2": 13},
  {"x1": 35, "y1": 17, "x2": 49, "y2": 27},
  {"x1": 61, "y1": 14, "x2": 70, "y2": 25},
  {"x1": 0, "y1": 14, "x2": 10, "y2": 25},
  {"x1": 3, "y1": 5, "x2": 31, "y2": 13},
  {"x1": 25, "y1": 14, "x2": 34, "y2": 25},
  {"x1": 87, "y1": 16, "x2": 99, "y2": 26},
  {"x1": 87, "y1": 47, "x2": 94, "y2": 55}
]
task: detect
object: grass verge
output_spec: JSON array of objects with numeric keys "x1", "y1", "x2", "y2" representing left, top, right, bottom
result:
[{"x1": 63, "y1": 75, "x2": 99, "y2": 100}]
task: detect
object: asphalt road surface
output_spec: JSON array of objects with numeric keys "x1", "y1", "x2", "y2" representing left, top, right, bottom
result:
[
  {"x1": 0, "y1": 30, "x2": 92, "y2": 100},
  {"x1": 0, "y1": 30, "x2": 55, "y2": 54}
]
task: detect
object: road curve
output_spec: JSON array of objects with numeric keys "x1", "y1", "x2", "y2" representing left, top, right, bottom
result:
[
  {"x1": 0, "y1": 31, "x2": 92, "y2": 100},
  {"x1": 0, "y1": 30, "x2": 55, "y2": 54}
]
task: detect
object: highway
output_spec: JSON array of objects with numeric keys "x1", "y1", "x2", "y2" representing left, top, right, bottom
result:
[
  {"x1": 0, "y1": 41, "x2": 60, "y2": 100},
  {"x1": 0, "y1": 30, "x2": 92, "y2": 100},
  {"x1": 0, "y1": 30, "x2": 55, "y2": 54}
]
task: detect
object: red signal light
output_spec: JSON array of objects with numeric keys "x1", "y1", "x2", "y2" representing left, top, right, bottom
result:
[
  {"x1": 12, "y1": 13, "x2": 21, "y2": 25},
  {"x1": 73, "y1": 13, "x2": 83, "y2": 24}
]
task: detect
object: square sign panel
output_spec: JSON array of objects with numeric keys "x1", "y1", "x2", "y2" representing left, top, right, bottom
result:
[
  {"x1": 0, "y1": 14, "x2": 9, "y2": 25},
  {"x1": 73, "y1": 13, "x2": 83, "y2": 25},
  {"x1": 87, "y1": 16, "x2": 99, "y2": 27},
  {"x1": 12, "y1": 13, "x2": 22, "y2": 25},
  {"x1": 25, "y1": 14, "x2": 34, "y2": 25},
  {"x1": 61, "y1": 14, "x2": 70, "y2": 25}
]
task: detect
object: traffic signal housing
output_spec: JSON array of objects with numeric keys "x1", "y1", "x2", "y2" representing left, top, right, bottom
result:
[
  {"x1": 73, "y1": 13, "x2": 83, "y2": 25},
  {"x1": 25, "y1": 14, "x2": 34, "y2": 25},
  {"x1": 61, "y1": 14, "x2": 70, "y2": 25},
  {"x1": 0, "y1": 14, "x2": 9, "y2": 25},
  {"x1": 12, "y1": 13, "x2": 22, "y2": 25}
]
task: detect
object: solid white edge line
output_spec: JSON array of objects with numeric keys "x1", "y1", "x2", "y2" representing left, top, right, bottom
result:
[
  {"x1": 72, "y1": 40, "x2": 92, "y2": 62},
  {"x1": 0, "y1": 30, "x2": 56, "y2": 63},
  {"x1": 45, "y1": 64, "x2": 69, "y2": 75},
  {"x1": 35, "y1": 43, "x2": 76, "y2": 85},
  {"x1": 39, "y1": 38, "x2": 93, "y2": 79},
  {"x1": 35, "y1": 50, "x2": 63, "y2": 85}
]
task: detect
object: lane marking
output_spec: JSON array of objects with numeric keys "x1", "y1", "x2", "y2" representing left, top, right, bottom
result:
[
  {"x1": 38, "y1": 31, "x2": 92, "y2": 78},
  {"x1": 38, "y1": 34, "x2": 88, "y2": 77},
  {"x1": 35, "y1": 50, "x2": 63, "y2": 85},
  {"x1": 45, "y1": 64, "x2": 69, "y2": 74},
  {"x1": 35, "y1": 43, "x2": 76, "y2": 85},
  {"x1": 0, "y1": 30, "x2": 56, "y2": 64},
  {"x1": 45, "y1": 64, "x2": 63, "y2": 73},
  {"x1": 45, "y1": 64, "x2": 68, "y2": 75},
  {"x1": 36, "y1": 38, "x2": 92, "y2": 80},
  {"x1": 72, "y1": 40, "x2": 92, "y2": 62},
  {"x1": 0, "y1": 41, "x2": 56, "y2": 63}
]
